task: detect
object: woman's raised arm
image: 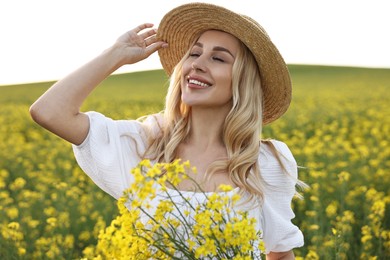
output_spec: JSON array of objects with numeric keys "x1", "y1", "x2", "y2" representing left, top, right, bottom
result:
[{"x1": 30, "y1": 23, "x2": 167, "y2": 145}]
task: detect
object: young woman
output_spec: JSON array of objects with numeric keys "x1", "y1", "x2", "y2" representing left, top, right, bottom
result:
[{"x1": 30, "y1": 3, "x2": 304, "y2": 259}]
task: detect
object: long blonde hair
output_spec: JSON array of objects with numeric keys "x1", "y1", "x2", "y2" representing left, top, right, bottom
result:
[{"x1": 143, "y1": 35, "x2": 271, "y2": 202}]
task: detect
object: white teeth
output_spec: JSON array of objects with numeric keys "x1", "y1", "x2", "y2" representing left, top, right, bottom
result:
[{"x1": 189, "y1": 79, "x2": 210, "y2": 88}]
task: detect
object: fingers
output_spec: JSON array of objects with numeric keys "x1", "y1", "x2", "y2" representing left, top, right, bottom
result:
[
  {"x1": 142, "y1": 41, "x2": 168, "y2": 58},
  {"x1": 133, "y1": 23, "x2": 158, "y2": 40},
  {"x1": 144, "y1": 34, "x2": 157, "y2": 46},
  {"x1": 131, "y1": 23, "x2": 159, "y2": 46},
  {"x1": 135, "y1": 24, "x2": 167, "y2": 49},
  {"x1": 133, "y1": 23, "x2": 154, "y2": 33},
  {"x1": 139, "y1": 30, "x2": 160, "y2": 49},
  {"x1": 144, "y1": 32, "x2": 168, "y2": 50},
  {"x1": 121, "y1": 23, "x2": 168, "y2": 58}
]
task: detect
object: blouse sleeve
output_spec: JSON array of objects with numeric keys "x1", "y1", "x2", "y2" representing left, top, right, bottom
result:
[
  {"x1": 71, "y1": 111, "x2": 156, "y2": 200},
  {"x1": 260, "y1": 140, "x2": 304, "y2": 254}
]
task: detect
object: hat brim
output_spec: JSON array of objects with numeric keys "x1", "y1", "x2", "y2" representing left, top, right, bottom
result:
[{"x1": 157, "y1": 2, "x2": 291, "y2": 125}]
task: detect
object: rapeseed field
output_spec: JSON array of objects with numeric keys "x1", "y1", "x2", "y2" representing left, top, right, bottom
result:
[{"x1": 1, "y1": 66, "x2": 389, "y2": 259}]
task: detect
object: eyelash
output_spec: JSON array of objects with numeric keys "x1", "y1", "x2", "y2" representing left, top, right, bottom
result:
[
  {"x1": 189, "y1": 53, "x2": 225, "y2": 62},
  {"x1": 189, "y1": 53, "x2": 200, "y2": 57},
  {"x1": 213, "y1": 57, "x2": 225, "y2": 62}
]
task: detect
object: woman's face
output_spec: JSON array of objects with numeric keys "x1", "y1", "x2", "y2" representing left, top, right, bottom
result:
[{"x1": 181, "y1": 30, "x2": 240, "y2": 110}]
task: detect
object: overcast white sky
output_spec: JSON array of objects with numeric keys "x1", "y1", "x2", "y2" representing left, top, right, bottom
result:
[{"x1": 1, "y1": 0, "x2": 389, "y2": 85}]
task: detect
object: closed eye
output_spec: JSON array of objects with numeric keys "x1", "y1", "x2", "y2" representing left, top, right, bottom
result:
[
  {"x1": 189, "y1": 53, "x2": 200, "y2": 57},
  {"x1": 212, "y1": 56, "x2": 225, "y2": 62}
]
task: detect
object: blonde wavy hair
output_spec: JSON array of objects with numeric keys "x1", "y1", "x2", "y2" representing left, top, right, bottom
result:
[{"x1": 142, "y1": 35, "x2": 274, "y2": 203}]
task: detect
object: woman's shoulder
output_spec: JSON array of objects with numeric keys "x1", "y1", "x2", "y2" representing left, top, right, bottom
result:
[
  {"x1": 134, "y1": 112, "x2": 164, "y2": 138},
  {"x1": 137, "y1": 112, "x2": 164, "y2": 128},
  {"x1": 260, "y1": 139, "x2": 295, "y2": 162},
  {"x1": 259, "y1": 139, "x2": 298, "y2": 180}
]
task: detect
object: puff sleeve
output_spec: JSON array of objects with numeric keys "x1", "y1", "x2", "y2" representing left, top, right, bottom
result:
[
  {"x1": 72, "y1": 111, "x2": 158, "y2": 199},
  {"x1": 260, "y1": 140, "x2": 304, "y2": 254}
]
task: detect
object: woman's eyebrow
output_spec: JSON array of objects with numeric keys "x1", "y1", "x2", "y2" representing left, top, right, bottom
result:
[
  {"x1": 194, "y1": 42, "x2": 235, "y2": 58},
  {"x1": 213, "y1": 46, "x2": 235, "y2": 58}
]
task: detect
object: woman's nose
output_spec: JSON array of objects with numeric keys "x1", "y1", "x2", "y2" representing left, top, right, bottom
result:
[{"x1": 191, "y1": 57, "x2": 207, "y2": 72}]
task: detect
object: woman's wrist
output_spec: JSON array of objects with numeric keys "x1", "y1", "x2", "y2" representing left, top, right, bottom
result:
[{"x1": 100, "y1": 43, "x2": 128, "y2": 70}]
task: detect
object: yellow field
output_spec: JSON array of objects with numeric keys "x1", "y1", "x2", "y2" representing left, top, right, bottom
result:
[{"x1": 0, "y1": 66, "x2": 389, "y2": 259}]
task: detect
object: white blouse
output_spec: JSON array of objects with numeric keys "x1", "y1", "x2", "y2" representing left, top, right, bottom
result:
[{"x1": 72, "y1": 111, "x2": 304, "y2": 254}]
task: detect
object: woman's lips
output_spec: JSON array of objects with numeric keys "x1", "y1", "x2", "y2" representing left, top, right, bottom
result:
[{"x1": 187, "y1": 76, "x2": 212, "y2": 89}]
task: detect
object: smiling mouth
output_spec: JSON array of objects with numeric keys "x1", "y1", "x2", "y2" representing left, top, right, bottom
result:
[{"x1": 188, "y1": 79, "x2": 211, "y2": 88}]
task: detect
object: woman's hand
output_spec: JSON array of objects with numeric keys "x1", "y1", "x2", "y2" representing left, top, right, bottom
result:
[
  {"x1": 30, "y1": 23, "x2": 167, "y2": 145},
  {"x1": 114, "y1": 23, "x2": 167, "y2": 66}
]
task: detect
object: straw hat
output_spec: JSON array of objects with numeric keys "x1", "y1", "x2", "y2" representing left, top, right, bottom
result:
[{"x1": 157, "y1": 2, "x2": 291, "y2": 125}]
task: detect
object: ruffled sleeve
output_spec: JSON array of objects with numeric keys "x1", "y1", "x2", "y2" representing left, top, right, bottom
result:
[
  {"x1": 72, "y1": 111, "x2": 161, "y2": 199},
  {"x1": 260, "y1": 140, "x2": 304, "y2": 254}
]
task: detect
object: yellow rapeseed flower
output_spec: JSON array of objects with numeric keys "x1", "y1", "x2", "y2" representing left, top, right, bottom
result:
[
  {"x1": 218, "y1": 184, "x2": 234, "y2": 192},
  {"x1": 91, "y1": 160, "x2": 263, "y2": 259}
]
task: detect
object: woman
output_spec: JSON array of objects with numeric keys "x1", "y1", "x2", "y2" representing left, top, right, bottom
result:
[{"x1": 30, "y1": 2, "x2": 304, "y2": 259}]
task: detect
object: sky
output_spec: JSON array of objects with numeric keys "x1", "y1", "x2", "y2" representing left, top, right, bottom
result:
[{"x1": 1, "y1": 0, "x2": 389, "y2": 86}]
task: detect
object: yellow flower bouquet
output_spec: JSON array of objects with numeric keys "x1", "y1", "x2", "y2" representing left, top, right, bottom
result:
[{"x1": 88, "y1": 160, "x2": 264, "y2": 259}]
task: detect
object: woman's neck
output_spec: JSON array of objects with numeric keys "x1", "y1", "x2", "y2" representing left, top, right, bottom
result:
[{"x1": 185, "y1": 106, "x2": 229, "y2": 148}]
